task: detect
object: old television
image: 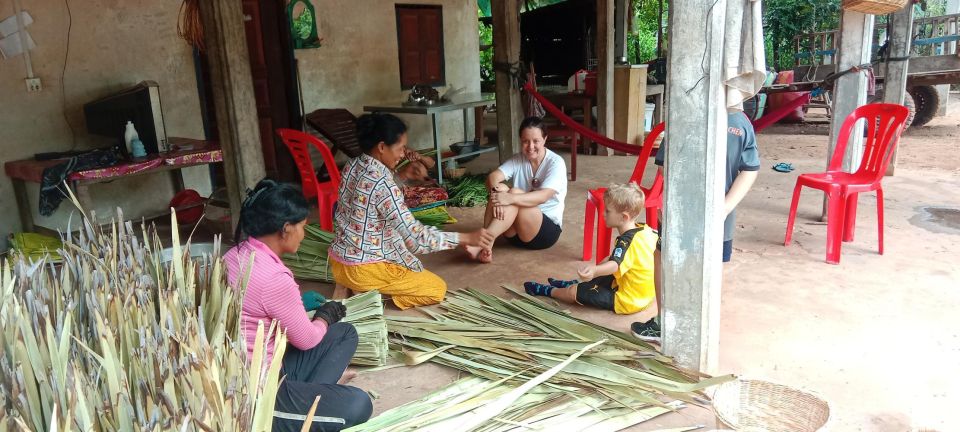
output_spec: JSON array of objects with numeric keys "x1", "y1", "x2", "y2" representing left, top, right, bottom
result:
[{"x1": 83, "y1": 81, "x2": 169, "y2": 154}]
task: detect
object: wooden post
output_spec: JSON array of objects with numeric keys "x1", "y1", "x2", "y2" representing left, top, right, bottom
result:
[
  {"x1": 883, "y1": 4, "x2": 914, "y2": 176},
  {"x1": 597, "y1": 0, "x2": 616, "y2": 156},
  {"x1": 661, "y1": 0, "x2": 728, "y2": 372},
  {"x1": 199, "y1": 0, "x2": 266, "y2": 227},
  {"x1": 937, "y1": 0, "x2": 960, "y2": 116},
  {"x1": 492, "y1": 0, "x2": 522, "y2": 162}
]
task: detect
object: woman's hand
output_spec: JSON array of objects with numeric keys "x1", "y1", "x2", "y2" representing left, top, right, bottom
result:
[
  {"x1": 460, "y1": 228, "x2": 494, "y2": 249},
  {"x1": 577, "y1": 265, "x2": 596, "y2": 281},
  {"x1": 490, "y1": 191, "x2": 516, "y2": 207},
  {"x1": 493, "y1": 205, "x2": 505, "y2": 220},
  {"x1": 491, "y1": 183, "x2": 509, "y2": 193},
  {"x1": 314, "y1": 301, "x2": 347, "y2": 325},
  {"x1": 404, "y1": 149, "x2": 421, "y2": 162}
]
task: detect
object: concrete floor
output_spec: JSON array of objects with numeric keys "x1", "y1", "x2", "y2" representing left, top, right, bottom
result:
[{"x1": 308, "y1": 96, "x2": 960, "y2": 431}]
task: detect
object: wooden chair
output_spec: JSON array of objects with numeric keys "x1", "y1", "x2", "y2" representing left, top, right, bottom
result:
[
  {"x1": 304, "y1": 109, "x2": 362, "y2": 159},
  {"x1": 526, "y1": 66, "x2": 580, "y2": 181}
]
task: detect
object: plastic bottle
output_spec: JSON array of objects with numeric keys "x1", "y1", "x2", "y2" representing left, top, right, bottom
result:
[
  {"x1": 123, "y1": 121, "x2": 140, "y2": 155},
  {"x1": 130, "y1": 138, "x2": 147, "y2": 158}
]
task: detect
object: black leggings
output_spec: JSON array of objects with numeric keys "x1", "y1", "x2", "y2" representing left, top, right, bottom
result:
[{"x1": 273, "y1": 322, "x2": 373, "y2": 432}]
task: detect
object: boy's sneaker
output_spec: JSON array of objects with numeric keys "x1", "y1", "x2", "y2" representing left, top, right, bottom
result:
[{"x1": 631, "y1": 318, "x2": 661, "y2": 343}]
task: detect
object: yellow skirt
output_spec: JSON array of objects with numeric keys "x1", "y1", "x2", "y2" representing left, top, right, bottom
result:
[{"x1": 330, "y1": 260, "x2": 447, "y2": 310}]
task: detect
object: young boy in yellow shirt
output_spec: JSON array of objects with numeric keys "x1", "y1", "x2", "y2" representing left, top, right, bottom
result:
[{"x1": 524, "y1": 183, "x2": 658, "y2": 315}]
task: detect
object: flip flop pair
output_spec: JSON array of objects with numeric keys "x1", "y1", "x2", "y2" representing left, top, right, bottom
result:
[{"x1": 773, "y1": 162, "x2": 795, "y2": 173}]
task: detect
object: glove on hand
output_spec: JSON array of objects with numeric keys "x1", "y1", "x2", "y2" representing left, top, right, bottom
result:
[
  {"x1": 302, "y1": 291, "x2": 327, "y2": 311},
  {"x1": 314, "y1": 301, "x2": 347, "y2": 325}
]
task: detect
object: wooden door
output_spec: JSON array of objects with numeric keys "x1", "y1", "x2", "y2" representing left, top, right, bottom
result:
[
  {"x1": 396, "y1": 5, "x2": 445, "y2": 88},
  {"x1": 241, "y1": 0, "x2": 298, "y2": 182}
]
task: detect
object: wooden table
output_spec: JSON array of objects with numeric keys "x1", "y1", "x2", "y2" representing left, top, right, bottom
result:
[
  {"x1": 364, "y1": 93, "x2": 496, "y2": 184},
  {"x1": 4, "y1": 138, "x2": 222, "y2": 232}
]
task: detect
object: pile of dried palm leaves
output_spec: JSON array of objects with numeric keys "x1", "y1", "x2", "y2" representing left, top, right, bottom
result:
[
  {"x1": 0, "y1": 201, "x2": 285, "y2": 430},
  {"x1": 351, "y1": 287, "x2": 733, "y2": 431}
]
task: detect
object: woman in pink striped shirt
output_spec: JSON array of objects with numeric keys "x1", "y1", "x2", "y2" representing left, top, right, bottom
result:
[{"x1": 225, "y1": 180, "x2": 371, "y2": 432}]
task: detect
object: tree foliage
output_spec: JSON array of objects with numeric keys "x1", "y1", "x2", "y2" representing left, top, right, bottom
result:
[
  {"x1": 627, "y1": 0, "x2": 667, "y2": 64},
  {"x1": 763, "y1": 0, "x2": 841, "y2": 71}
]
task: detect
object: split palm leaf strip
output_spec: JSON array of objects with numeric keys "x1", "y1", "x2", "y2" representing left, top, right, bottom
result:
[
  {"x1": 411, "y1": 205, "x2": 456, "y2": 226},
  {"x1": 340, "y1": 291, "x2": 389, "y2": 366},
  {"x1": 0, "y1": 202, "x2": 286, "y2": 431},
  {"x1": 348, "y1": 343, "x2": 686, "y2": 432},
  {"x1": 282, "y1": 223, "x2": 333, "y2": 282},
  {"x1": 382, "y1": 287, "x2": 734, "y2": 416}
]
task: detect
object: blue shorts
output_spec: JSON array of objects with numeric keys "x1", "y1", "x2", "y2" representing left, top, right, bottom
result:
[{"x1": 656, "y1": 218, "x2": 735, "y2": 262}]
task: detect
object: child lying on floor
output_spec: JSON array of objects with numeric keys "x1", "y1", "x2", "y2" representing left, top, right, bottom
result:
[
  {"x1": 525, "y1": 182, "x2": 658, "y2": 316},
  {"x1": 396, "y1": 148, "x2": 436, "y2": 186}
]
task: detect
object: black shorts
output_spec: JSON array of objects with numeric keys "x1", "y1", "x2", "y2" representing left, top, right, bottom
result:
[
  {"x1": 575, "y1": 275, "x2": 617, "y2": 311},
  {"x1": 506, "y1": 213, "x2": 562, "y2": 250}
]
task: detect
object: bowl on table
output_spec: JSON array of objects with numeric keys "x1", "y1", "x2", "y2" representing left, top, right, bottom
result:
[{"x1": 450, "y1": 141, "x2": 480, "y2": 163}]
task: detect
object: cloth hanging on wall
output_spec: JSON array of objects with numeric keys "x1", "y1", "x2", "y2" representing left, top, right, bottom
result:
[{"x1": 723, "y1": 0, "x2": 767, "y2": 111}]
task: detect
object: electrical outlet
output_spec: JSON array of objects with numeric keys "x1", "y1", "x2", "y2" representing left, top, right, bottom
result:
[{"x1": 25, "y1": 78, "x2": 42, "y2": 92}]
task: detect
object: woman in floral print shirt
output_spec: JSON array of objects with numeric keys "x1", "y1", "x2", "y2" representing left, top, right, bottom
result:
[{"x1": 329, "y1": 113, "x2": 492, "y2": 309}]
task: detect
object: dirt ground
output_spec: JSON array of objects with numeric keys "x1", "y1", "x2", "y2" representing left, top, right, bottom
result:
[{"x1": 307, "y1": 95, "x2": 960, "y2": 431}]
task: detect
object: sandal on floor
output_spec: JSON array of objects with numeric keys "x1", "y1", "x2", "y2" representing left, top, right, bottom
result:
[{"x1": 772, "y1": 162, "x2": 794, "y2": 173}]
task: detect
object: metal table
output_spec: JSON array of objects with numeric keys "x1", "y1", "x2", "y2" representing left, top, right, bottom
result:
[{"x1": 363, "y1": 92, "x2": 496, "y2": 184}]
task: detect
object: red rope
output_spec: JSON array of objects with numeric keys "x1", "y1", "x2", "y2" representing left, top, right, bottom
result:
[
  {"x1": 526, "y1": 82, "x2": 809, "y2": 144},
  {"x1": 523, "y1": 82, "x2": 645, "y2": 155}
]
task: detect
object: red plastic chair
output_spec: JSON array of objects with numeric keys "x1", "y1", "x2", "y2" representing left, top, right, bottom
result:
[
  {"x1": 784, "y1": 103, "x2": 909, "y2": 264},
  {"x1": 276, "y1": 128, "x2": 342, "y2": 231},
  {"x1": 582, "y1": 122, "x2": 665, "y2": 263}
]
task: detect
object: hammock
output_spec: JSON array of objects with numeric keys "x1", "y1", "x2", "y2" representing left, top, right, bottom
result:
[
  {"x1": 751, "y1": 92, "x2": 812, "y2": 132},
  {"x1": 525, "y1": 82, "x2": 810, "y2": 151},
  {"x1": 523, "y1": 82, "x2": 647, "y2": 155}
]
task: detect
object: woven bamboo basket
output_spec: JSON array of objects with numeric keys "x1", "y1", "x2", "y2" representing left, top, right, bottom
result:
[
  {"x1": 713, "y1": 379, "x2": 830, "y2": 432},
  {"x1": 842, "y1": 0, "x2": 909, "y2": 15},
  {"x1": 444, "y1": 167, "x2": 467, "y2": 179}
]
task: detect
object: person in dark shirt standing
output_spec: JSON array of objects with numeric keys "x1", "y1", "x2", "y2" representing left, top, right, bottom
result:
[{"x1": 631, "y1": 111, "x2": 761, "y2": 342}]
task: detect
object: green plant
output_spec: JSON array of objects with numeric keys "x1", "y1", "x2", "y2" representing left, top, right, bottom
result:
[{"x1": 447, "y1": 174, "x2": 489, "y2": 207}]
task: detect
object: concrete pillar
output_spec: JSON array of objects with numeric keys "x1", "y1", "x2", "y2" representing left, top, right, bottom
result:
[
  {"x1": 883, "y1": 4, "x2": 914, "y2": 176},
  {"x1": 597, "y1": 0, "x2": 616, "y2": 155},
  {"x1": 492, "y1": 0, "x2": 522, "y2": 162},
  {"x1": 661, "y1": 0, "x2": 728, "y2": 372},
  {"x1": 614, "y1": 0, "x2": 629, "y2": 62},
  {"x1": 199, "y1": 0, "x2": 267, "y2": 227},
  {"x1": 828, "y1": 12, "x2": 875, "y2": 175}
]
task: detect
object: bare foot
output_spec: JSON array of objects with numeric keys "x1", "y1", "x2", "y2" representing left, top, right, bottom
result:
[
  {"x1": 337, "y1": 368, "x2": 358, "y2": 385},
  {"x1": 464, "y1": 245, "x2": 482, "y2": 260},
  {"x1": 478, "y1": 248, "x2": 493, "y2": 264}
]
